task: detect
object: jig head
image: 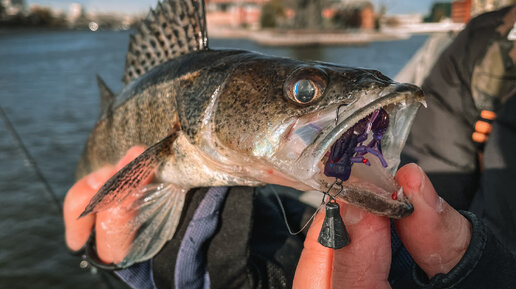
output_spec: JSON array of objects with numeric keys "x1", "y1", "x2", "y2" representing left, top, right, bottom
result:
[{"x1": 317, "y1": 199, "x2": 350, "y2": 249}]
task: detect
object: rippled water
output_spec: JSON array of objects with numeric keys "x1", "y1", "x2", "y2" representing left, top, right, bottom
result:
[{"x1": 0, "y1": 30, "x2": 427, "y2": 288}]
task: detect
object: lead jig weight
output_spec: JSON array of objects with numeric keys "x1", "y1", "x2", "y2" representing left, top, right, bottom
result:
[{"x1": 317, "y1": 200, "x2": 350, "y2": 249}]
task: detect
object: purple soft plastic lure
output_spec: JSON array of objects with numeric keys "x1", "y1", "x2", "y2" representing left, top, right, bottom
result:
[{"x1": 324, "y1": 108, "x2": 389, "y2": 181}]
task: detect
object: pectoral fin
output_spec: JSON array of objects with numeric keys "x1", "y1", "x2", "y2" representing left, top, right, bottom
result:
[
  {"x1": 79, "y1": 130, "x2": 188, "y2": 267},
  {"x1": 85, "y1": 182, "x2": 187, "y2": 268},
  {"x1": 109, "y1": 183, "x2": 186, "y2": 268},
  {"x1": 80, "y1": 132, "x2": 178, "y2": 217}
]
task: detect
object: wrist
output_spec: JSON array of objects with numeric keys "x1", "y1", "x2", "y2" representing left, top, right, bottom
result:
[{"x1": 412, "y1": 211, "x2": 486, "y2": 287}]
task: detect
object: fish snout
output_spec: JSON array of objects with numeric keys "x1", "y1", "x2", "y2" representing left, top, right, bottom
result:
[
  {"x1": 354, "y1": 69, "x2": 395, "y2": 88},
  {"x1": 376, "y1": 82, "x2": 425, "y2": 103},
  {"x1": 392, "y1": 82, "x2": 424, "y2": 97}
]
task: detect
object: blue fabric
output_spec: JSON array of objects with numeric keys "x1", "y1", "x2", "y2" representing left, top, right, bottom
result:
[
  {"x1": 114, "y1": 260, "x2": 157, "y2": 289},
  {"x1": 174, "y1": 186, "x2": 229, "y2": 289},
  {"x1": 388, "y1": 220, "x2": 414, "y2": 285}
]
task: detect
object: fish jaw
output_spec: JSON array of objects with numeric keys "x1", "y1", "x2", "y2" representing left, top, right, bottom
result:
[{"x1": 273, "y1": 82, "x2": 425, "y2": 218}]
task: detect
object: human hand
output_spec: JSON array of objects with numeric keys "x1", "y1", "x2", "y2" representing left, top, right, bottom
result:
[
  {"x1": 63, "y1": 146, "x2": 150, "y2": 264},
  {"x1": 293, "y1": 163, "x2": 472, "y2": 289}
]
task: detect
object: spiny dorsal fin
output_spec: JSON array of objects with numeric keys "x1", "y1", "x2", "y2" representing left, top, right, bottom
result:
[
  {"x1": 96, "y1": 75, "x2": 115, "y2": 116},
  {"x1": 122, "y1": 0, "x2": 208, "y2": 84}
]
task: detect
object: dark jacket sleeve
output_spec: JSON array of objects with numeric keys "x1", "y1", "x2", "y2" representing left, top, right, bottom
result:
[
  {"x1": 400, "y1": 6, "x2": 516, "y2": 287},
  {"x1": 469, "y1": 92, "x2": 516, "y2": 254},
  {"x1": 402, "y1": 6, "x2": 516, "y2": 210},
  {"x1": 411, "y1": 211, "x2": 516, "y2": 288},
  {"x1": 402, "y1": 25, "x2": 479, "y2": 210}
]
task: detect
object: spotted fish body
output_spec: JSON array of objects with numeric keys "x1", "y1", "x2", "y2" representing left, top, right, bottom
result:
[
  {"x1": 78, "y1": 0, "x2": 425, "y2": 268},
  {"x1": 77, "y1": 50, "x2": 239, "y2": 178}
]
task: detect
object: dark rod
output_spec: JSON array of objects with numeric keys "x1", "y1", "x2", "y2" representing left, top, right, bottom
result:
[{"x1": 0, "y1": 105, "x2": 62, "y2": 214}]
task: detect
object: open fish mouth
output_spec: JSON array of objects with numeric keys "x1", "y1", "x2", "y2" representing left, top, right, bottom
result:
[{"x1": 312, "y1": 83, "x2": 425, "y2": 218}]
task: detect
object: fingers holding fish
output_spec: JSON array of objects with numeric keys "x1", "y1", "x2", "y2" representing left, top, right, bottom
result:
[
  {"x1": 80, "y1": 141, "x2": 167, "y2": 217},
  {"x1": 95, "y1": 195, "x2": 140, "y2": 264},
  {"x1": 331, "y1": 204, "x2": 391, "y2": 289},
  {"x1": 64, "y1": 145, "x2": 152, "y2": 264},
  {"x1": 394, "y1": 163, "x2": 472, "y2": 278},
  {"x1": 64, "y1": 165, "x2": 115, "y2": 252},
  {"x1": 294, "y1": 200, "x2": 391, "y2": 289},
  {"x1": 294, "y1": 164, "x2": 475, "y2": 288},
  {"x1": 293, "y1": 206, "x2": 332, "y2": 289}
]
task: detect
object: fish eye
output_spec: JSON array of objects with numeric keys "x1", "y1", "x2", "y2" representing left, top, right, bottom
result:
[
  {"x1": 294, "y1": 80, "x2": 316, "y2": 103},
  {"x1": 284, "y1": 67, "x2": 328, "y2": 106}
]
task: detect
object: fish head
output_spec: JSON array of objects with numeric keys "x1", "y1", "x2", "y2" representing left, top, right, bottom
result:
[{"x1": 212, "y1": 54, "x2": 425, "y2": 218}]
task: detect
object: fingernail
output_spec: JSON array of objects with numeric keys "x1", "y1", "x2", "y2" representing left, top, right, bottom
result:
[
  {"x1": 87, "y1": 174, "x2": 104, "y2": 190},
  {"x1": 343, "y1": 205, "x2": 365, "y2": 225},
  {"x1": 86, "y1": 167, "x2": 112, "y2": 190},
  {"x1": 414, "y1": 164, "x2": 441, "y2": 212}
]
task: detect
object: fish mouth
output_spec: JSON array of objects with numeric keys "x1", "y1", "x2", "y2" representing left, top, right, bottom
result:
[{"x1": 312, "y1": 83, "x2": 425, "y2": 218}]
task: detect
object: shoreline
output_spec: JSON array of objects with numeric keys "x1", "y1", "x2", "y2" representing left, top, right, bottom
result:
[
  {"x1": 209, "y1": 28, "x2": 411, "y2": 46},
  {"x1": 0, "y1": 24, "x2": 464, "y2": 46},
  {"x1": 209, "y1": 22, "x2": 464, "y2": 47}
]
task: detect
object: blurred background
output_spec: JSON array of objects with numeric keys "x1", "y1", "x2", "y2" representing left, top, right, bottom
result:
[{"x1": 0, "y1": 0, "x2": 514, "y2": 288}]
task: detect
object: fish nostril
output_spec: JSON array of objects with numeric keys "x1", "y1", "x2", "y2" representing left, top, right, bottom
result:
[
  {"x1": 377, "y1": 72, "x2": 391, "y2": 82},
  {"x1": 356, "y1": 74, "x2": 389, "y2": 88},
  {"x1": 393, "y1": 83, "x2": 421, "y2": 94},
  {"x1": 364, "y1": 70, "x2": 391, "y2": 83}
]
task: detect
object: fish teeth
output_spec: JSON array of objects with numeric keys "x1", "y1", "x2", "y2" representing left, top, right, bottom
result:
[{"x1": 397, "y1": 187, "x2": 405, "y2": 200}]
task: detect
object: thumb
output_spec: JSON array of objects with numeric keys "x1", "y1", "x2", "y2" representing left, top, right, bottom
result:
[
  {"x1": 293, "y1": 205, "x2": 333, "y2": 289},
  {"x1": 395, "y1": 163, "x2": 472, "y2": 278}
]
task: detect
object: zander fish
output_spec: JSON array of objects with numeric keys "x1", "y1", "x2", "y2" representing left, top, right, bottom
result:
[{"x1": 78, "y1": 0, "x2": 425, "y2": 267}]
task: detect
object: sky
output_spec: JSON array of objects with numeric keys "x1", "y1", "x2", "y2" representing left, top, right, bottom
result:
[{"x1": 27, "y1": 0, "x2": 439, "y2": 15}]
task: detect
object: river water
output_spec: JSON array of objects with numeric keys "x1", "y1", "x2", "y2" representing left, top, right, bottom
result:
[{"x1": 0, "y1": 30, "x2": 427, "y2": 288}]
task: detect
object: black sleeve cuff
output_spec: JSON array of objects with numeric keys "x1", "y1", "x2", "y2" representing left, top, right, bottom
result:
[{"x1": 412, "y1": 211, "x2": 516, "y2": 288}]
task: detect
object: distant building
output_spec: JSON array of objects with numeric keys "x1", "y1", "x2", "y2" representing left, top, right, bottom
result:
[
  {"x1": 2, "y1": 0, "x2": 25, "y2": 16},
  {"x1": 451, "y1": 0, "x2": 471, "y2": 23},
  {"x1": 450, "y1": 0, "x2": 515, "y2": 23},
  {"x1": 205, "y1": 0, "x2": 267, "y2": 29},
  {"x1": 204, "y1": 0, "x2": 382, "y2": 30}
]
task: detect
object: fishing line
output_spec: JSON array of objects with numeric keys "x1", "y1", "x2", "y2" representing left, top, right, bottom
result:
[
  {"x1": 271, "y1": 177, "x2": 344, "y2": 236},
  {"x1": 0, "y1": 105, "x2": 62, "y2": 214},
  {"x1": 271, "y1": 188, "x2": 325, "y2": 236}
]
